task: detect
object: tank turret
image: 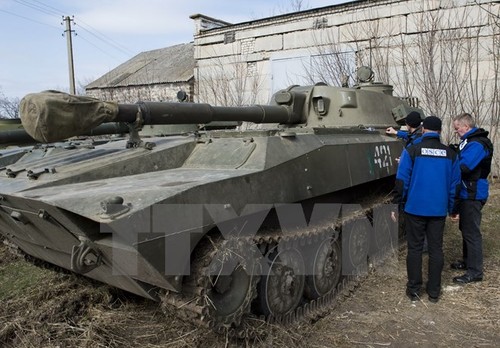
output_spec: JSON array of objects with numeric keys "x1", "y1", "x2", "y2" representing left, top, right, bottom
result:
[{"x1": 20, "y1": 69, "x2": 419, "y2": 144}]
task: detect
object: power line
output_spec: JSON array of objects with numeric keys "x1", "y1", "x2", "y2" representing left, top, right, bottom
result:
[
  {"x1": 0, "y1": 8, "x2": 60, "y2": 30},
  {"x1": 75, "y1": 19, "x2": 135, "y2": 57},
  {"x1": 3, "y1": 1, "x2": 145, "y2": 85},
  {"x1": 76, "y1": 34, "x2": 126, "y2": 62},
  {"x1": 5, "y1": 0, "x2": 136, "y2": 59},
  {"x1": 29, "y1": 0, "x2": 65, "y2": 16},
  {"x1": 13, "y1": 0, "x2": 61, "y2": 18},
  {"x1": 1, "y1": 1, "x2": 139, "y2": 96}
]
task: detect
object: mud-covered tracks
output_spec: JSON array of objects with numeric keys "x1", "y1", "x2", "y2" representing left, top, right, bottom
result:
[
  {"x1": 203, "y1": 237, "x2": 260, "y2": 328},
  {"x1": 161, "y1": 199, "x2": 397, "y2": 337}
]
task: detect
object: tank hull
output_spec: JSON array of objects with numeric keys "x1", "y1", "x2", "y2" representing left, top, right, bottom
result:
[{"x1": 0, "y1": 128, "x2": 402, "y2": 298}]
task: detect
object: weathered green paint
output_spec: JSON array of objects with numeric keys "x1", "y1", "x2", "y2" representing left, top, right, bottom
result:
[{"x1": 0, "y1": 70, "x2": 419, "y2": 300}]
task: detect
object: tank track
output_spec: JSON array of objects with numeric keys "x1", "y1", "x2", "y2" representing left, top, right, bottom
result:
[
  {"x1": 2, "y1": 196, "x2": 396, "y2": 338},
  {"x1": 161, "y1": 196, "x2": 395, "y2": 338}
]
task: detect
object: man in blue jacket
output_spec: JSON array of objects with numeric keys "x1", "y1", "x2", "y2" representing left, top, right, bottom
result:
[
  {"x1": 393, "y1": 116, "x2": 461, "y2": 303},
  {"x1": 450, "y1": 113, "x2": 493, "y2": 284},
  {"x1": 386, "y1": 111, "x2": 423, "y2": 148}
]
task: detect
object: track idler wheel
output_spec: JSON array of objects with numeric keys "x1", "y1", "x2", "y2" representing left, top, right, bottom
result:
[{"x1": 204, "y1": 238, "x2": 259, "y2": 327}]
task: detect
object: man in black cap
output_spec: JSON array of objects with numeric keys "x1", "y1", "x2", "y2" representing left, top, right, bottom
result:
[
  {"x1": 388, "y1": 111, "x2": 427, "y2": 251},
  {"x1": 386, "y1": 111, "x2": 423, "y2": 148},
  {"x1": 393, "y1": 116, "x2": 461, "y2": 303}
]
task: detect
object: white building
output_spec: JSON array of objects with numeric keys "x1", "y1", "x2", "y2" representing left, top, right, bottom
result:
[
  {"x1": 87, "y1": 0, "x2": 499, "y2": 171},
  {"x1": 191, "y1": 0, "x2": 498, "y2": 137}
]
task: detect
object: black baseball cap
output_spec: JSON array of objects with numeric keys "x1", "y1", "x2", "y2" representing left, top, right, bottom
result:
[
  {"x1": 405, "y1": 111, "x2": 422, "y2": 128},
  {"x1": 422, "y1": 116, "x2": 442, "y2": 131}
]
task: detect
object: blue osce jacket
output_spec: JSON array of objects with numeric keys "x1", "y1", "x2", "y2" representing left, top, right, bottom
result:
[
  {"x1": 457, "y1": 128, "x2": 493, "y2": 201},
  {"x1": 396, "y1": 127, "x2": 422, "y2": 148},
  {"x1": 394, "y1": 132, "x2": 461, "y2": 217}
]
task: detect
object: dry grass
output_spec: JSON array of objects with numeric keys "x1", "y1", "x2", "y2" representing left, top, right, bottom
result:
[{"x1": 1, "y1": 183, "x2": 499, "y2": 347}]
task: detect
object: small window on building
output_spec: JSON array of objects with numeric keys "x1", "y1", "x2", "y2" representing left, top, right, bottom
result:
[
  {"x1": 224, "y1": 31, "x2": 236, "y2": 44},
  {"x1": 247, "y1": 62, "x2": 257, "y2": 77},
  {"x1": 313, "y1": 17, "x2": 328, "y2": 29}
]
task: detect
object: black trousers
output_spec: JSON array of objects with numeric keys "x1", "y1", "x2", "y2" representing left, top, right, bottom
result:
[
  {"x1": 405, "y1": 213, "x2": 445, "y2": 298},
  {"x1": 458, "y1": 200, "x2": 484, "y2": 278}
]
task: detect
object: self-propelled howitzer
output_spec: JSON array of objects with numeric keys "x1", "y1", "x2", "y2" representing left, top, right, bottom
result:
[{"x1": 0, "y1": 68, "x2": 422, "y2": 333}]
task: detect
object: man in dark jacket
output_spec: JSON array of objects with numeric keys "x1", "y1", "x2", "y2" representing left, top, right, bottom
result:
[
  {"x1": 394, "y1": 116, "x2": 461, "y2": 303},
  {"x1": 386, "y1": 111, "x2": 423, "y2": 148},
  {"x1": 450, "y1": 113, "x2": 493, "y2": 284}
]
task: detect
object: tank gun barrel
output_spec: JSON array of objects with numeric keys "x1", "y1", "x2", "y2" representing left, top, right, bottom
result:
[
  {"x1": 118, "y1": 101, "x2": 298, "y2": 125},
  {"x1": 20, "y1": 90, "x2": 304, "y2": 143},
  {"x1": 0, "y1": 128, "x2": 35, "y2": 146}
]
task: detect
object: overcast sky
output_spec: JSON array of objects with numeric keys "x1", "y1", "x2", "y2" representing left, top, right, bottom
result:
[{"x1": 0, "y1": 0, "x2": 351, "y2": 99}]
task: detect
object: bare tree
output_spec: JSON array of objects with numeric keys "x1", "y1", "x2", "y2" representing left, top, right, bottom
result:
[
  {"x1": 285, "y1": 0, "x2": 309, "y2": 12},
  {"x1": 301, "y1": 28, "x2": 356, "y2": 87},
  {"x1": 340, "y1": 7, "x2": 406, "y2": 86},
  {"x1": 251, "y1": 0, "x2": 311, "y2": 19},
  {"x1": 296, "y1": 1, "x2": 498, "y2": 165},
  {"x1": 397, "y1": 2, "x2": 499, "y2": 149},
  {"x1": 304, "y1": 8, "x2": 401, "y2": 88},
  {"x1": 0, "y1": 89, "x2": 20, "y2": 119},
  {"x1": 197, "y1": 53, "x2": 265, "y2": 106},
  {"x1": 76, "y1": 77, "x2": 97, "y2": 96}
]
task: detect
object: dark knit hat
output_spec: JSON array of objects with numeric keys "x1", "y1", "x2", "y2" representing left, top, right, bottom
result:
[
  {"x1": 422, "y1": 116, "x2": 442, "y2": 131},
  {"x1": 405, "y1": 111, "x2": 422, "y2": 128}
]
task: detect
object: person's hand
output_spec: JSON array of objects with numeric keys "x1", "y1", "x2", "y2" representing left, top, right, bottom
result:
[
  {"x1": 390, "y1": 211, "x2": 397, "y2": 223},
  {"x1": 386, "y1": 127, "x2": 397, "y2": 135},
  {"x1": 449, "y1": 214, "x2": 459, "y2": 222}
]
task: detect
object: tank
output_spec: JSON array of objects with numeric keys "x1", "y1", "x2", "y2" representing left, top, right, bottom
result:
[{"x1": 0, "y1": 67, "x2": 422, "y2": 334}]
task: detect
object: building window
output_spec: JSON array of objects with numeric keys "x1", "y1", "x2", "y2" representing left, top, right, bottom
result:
[
  {"x1": 313, "y1": 17, "x2": 328, "y2": 29},
  {"x1": 224, "y1": 31, "x2": 236, "y2": 44},
  {"x1": 247, "y1": 62, "x2": 257, "y2": 77}
]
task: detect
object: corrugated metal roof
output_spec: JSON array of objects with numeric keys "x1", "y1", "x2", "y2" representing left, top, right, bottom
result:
[{"x1": 86, "y1": 43, "x2": 194, "y2": 89}]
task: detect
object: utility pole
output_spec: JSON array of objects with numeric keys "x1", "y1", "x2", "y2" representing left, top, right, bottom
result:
[{"x1": 63, "y1": 16, "x2": 76, "y2": 95}]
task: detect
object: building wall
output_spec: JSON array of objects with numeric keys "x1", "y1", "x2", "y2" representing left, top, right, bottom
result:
[
  {"x1": 86, "y1": 81, "x2": 194, "y2": 103},
  {"x1": 193, "y1": 0, "x2": 498, "y2": 105},
  {"x1": 192, "y1": 0, "x2": 499, "y2": 172}
]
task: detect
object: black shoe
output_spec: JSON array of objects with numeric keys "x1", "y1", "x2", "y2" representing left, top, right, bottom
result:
[
  {"x1": 428, "y1": 295, "x2": 439, "y2": 303},
  {"x1": 450, "y1": 260, "x2": 466, "y2": 270},
  {"x1": 453, "y1": 274, "x2": 483, "y2": 284},
  {"x1": 406, "y1": 289, "x2": 420, "y2": 302}
]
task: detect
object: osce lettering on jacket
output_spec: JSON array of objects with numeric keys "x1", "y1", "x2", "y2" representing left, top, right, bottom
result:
[
  {"x1": 458, "y1": 139, "x2": 468, "y2": 151},
  {"x1": 421, "y1": 148, "x2": 447, "y2": 157}
]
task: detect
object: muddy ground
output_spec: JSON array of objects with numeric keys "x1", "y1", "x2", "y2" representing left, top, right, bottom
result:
[{"x1": 1, "y1": 186, "x2": 499, "y2": 347}]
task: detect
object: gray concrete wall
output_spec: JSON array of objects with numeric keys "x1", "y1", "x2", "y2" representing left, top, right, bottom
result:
[{"x1": 192, "y1": 0, "x2": 498, "y2": 105}]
